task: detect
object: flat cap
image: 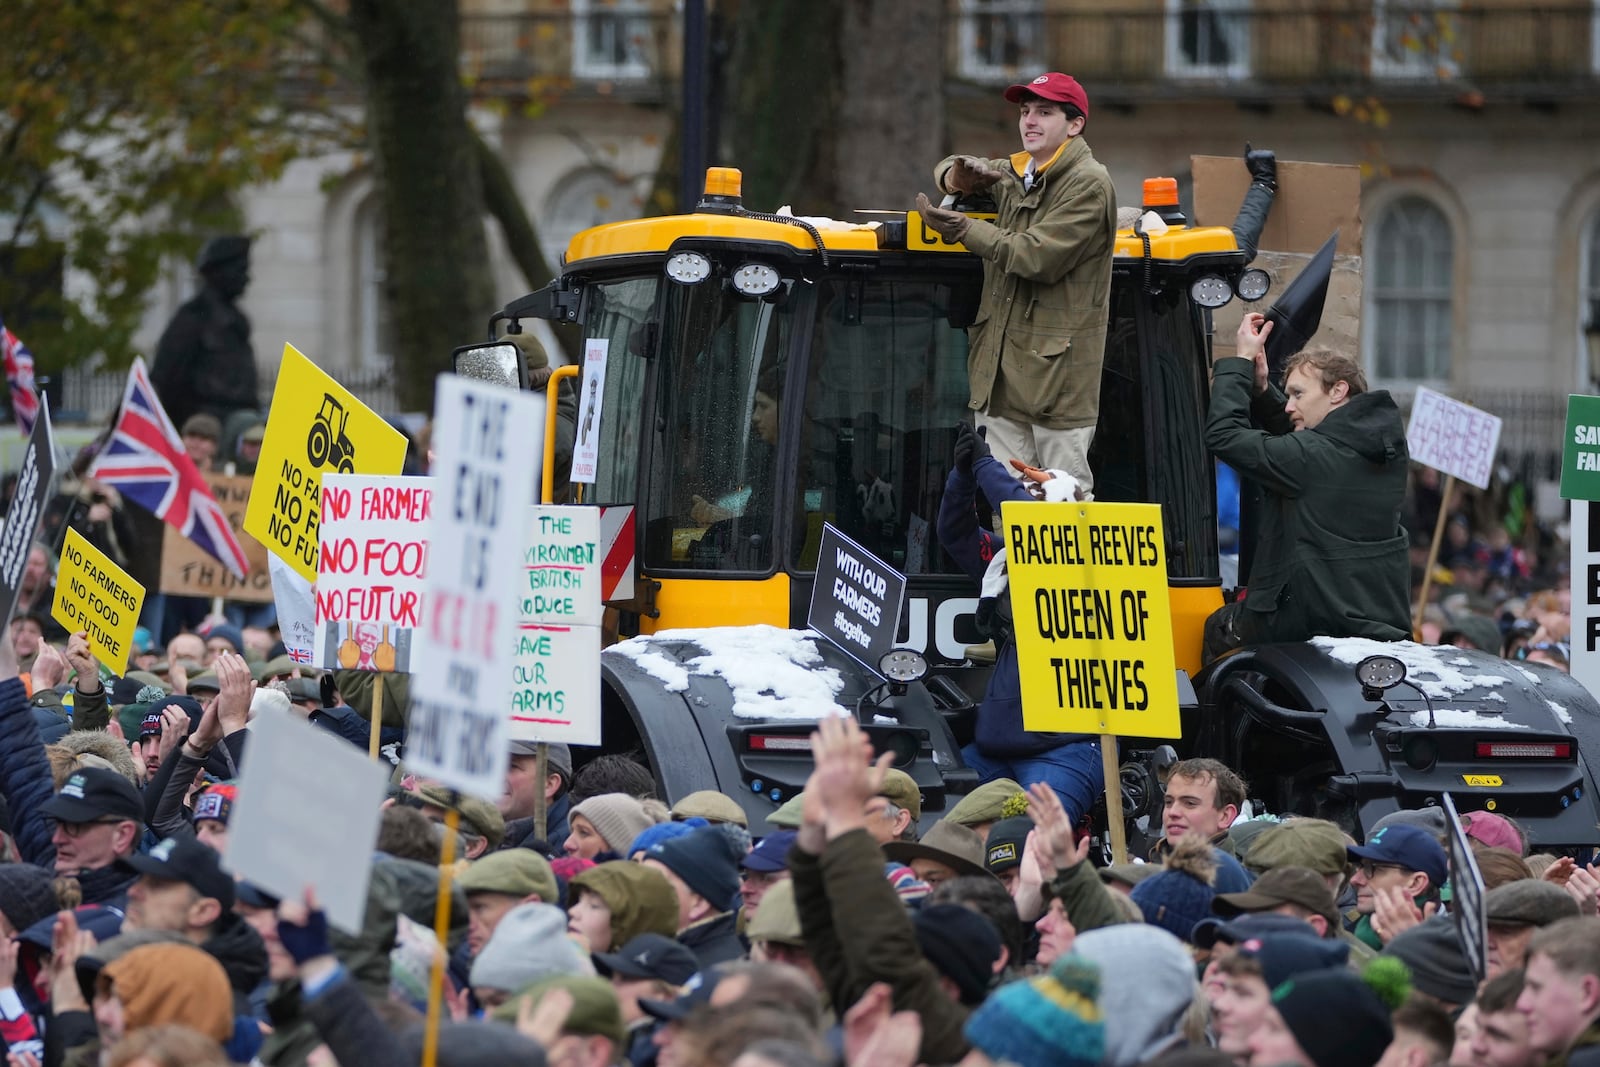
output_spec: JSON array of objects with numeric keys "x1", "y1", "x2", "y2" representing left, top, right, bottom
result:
[{"x1": 1484, "y1": 879, "x2": 1580, "y2": 928}]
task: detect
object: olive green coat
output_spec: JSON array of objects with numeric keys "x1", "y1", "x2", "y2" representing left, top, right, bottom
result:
[{"x1": 935, "y1": 137, "x2": 1117, "y2": 430}]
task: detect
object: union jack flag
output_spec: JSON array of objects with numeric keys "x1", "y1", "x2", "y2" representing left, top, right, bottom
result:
[
  {"x1": 1, "y1": 315, "x2": 40, "y2": 434},
  {"x1": 286, "y1": 647, "x2": 312, "y2": 663},
  {"x1": 89, "y1": 358, "x2": 250, "y2": 579}
]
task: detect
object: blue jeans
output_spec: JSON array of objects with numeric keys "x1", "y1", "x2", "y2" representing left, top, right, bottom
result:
[{"x1": 961, "y1": 739, "x2": 1106, "y2": 825}]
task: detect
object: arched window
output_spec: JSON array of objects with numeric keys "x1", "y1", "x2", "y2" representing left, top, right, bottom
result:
[
  {"x1": 541, "y1": 169, "x2": 644, "y2": 270},
  {"x1": 1369, "y1": 195, "x2": 1453, "y2": 384}
]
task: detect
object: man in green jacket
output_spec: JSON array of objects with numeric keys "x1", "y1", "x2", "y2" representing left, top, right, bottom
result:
[
  {"x1": 916, "y1": 72, "x2": 1117, "y2": 491},
  {"x1": 1203, "y1": 312, "x2": 1410, "y2": 659}
]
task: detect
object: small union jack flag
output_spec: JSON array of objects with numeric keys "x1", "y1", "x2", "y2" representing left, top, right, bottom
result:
[
  {"x1": 1, "y1": 314, "x2": 40, "y2": 434},
  {"x1": 286, "y1": 647, "x2": 312, "y2": 663},
  {"x1": 89, "y1": 358, "x2": 250, "y2": 579}
]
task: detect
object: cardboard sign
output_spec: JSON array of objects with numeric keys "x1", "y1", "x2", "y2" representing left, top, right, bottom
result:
[
  {"x1": 1407, "y1": 388, "x2": 1502, "y2": 492},
  {"x1": 1443, "y1": 793, "x2": 1488, "y2": 982},
  {"x1": 569, "y1": 338, "x2": 608, "y2": 485},
  {"x1": 407, "y1": 376, "x2": 545, "y2": 799},
  {"x1": 511, "y1": 506, "x2": 602, "y2": 745},
  {"x1": 224, "y1": 703, "x2": 389, "y2": 933},
  {"x1": 158, "y1": 474, "x2": 273, "y2": 602},
  {"x1": 314, "y1": 474, "x2": 434, "y2": 672},
  {"x1": 1561, "y1": 394, "x2": 1600, "y2": 501},
  {"x1": 52, "y1": 528, "x2": 144, "y2": 672},
  {"x1": 0, "y1": 402, "x2": 58, "y2": 629},
  {"x1": 243, "y1": 344, "x2": 410, "y2": 581},
  {"x1": 1003, "y1": 500, "x2": 1180, "y2": 738},
  {"x1": 1191, "y1": 156, "x2": 1362, "y2": 257},
  {"x1": 807, "y1": 524, "x2": 908, "y2": 676},
  {"x1": 270, "y1": 555, "x2": 318, "y2": 666}
]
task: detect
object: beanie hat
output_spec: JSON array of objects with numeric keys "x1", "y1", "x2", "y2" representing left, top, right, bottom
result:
[
  {"x1": 912, "y1": 904, "x2": 1002, "y2": 1006},
  {"x1": 945, "y1": 778, "x2": 1027, "y2": 829},
  {"x1": 985, "y1": 816, "x2": 1034, "y2": 875},
  {"x1": 1271, "y1": 965, "x2": 1399, "y2": 1067},
  {"x1": 101, "y1": 942, "x2": 234, "y2": 1042},
  {"x1": 1072, "y1": 925, "x2": 1198, "y2": 1066},
  {"x1": 628, "y1": 817, "x2": 706, "y2": 859},
  {"x1": 886, "y1": 862, "x2": 932, "y2": 905},
  {"x1": 468, "y1": 902, "x2": 590, "y2": 992},
  {"x1": 571, "y1": 793, "x2": 657, "y2": 854},
  {"x1": 963, "y1": 954, "x2": 1105, "y2": 1067},
  {"x1": 1129, "y1": 837, "x2": 1220, "y2": 943},
  {"x1": 645, "y1": 826, "x2": 742, "y2": 910},
  {"x1": 0, "y1": 864, "x2": 59, "y2": 934},
  {"x1": 569, "y1": 861, "x2": 679, "y2": 946},
  {"x1": 203, "y1": 622, "x2": 244, "y2": 654},
  {"x1": 1379, "y1": 914, "x2": 1476, "y2": 1006},
  {"x1": 73, "y1": 929, "x2": 188, "y2": 1005},
  {"x1": 192, "y1": 783, "x2": 237, "y2": 826}
]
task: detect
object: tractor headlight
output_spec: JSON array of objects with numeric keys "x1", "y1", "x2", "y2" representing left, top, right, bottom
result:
[
  {"x1": 665, "y1": 252, "x2": 712, "y2": 284},
  {"x1": 1237, "y1": 268, "x2": 1270, "y2": 302},
  {"x1": 879, "y1": 648, "x2": 929, "y2": 684},
  {"x1": 1356, "y1": 654, "x2": 1407, "y2": 691},
  {"x1": 731, "y1": 262, "x2": 782, "y2": 297},
  {"x1": 1190, "y1": 274, "x2": 1233, "y2": 309}
]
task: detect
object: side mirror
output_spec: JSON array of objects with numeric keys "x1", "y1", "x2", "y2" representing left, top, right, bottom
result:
[{"x1": 451, "y1": 342, "x2": 527, "y2": 391}]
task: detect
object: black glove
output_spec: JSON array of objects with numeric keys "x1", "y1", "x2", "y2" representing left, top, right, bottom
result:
[
  {"x1": 954, "y1": 422, "x2": 977, "y2": 476},
  {"x1": 1245, "y1": 142, "x2": 1277, "y2": 192}
]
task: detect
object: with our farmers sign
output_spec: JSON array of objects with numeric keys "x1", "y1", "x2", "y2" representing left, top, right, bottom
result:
[
  {"x1": 1003, "y1": 500, "x2": 1179, "y2": 738},
  {"x1": 315, "y1": 474, "x2": 433, "y2": 673},
  {"x1": 806, "y1": 524, "x2": 906, "y2": 675}
]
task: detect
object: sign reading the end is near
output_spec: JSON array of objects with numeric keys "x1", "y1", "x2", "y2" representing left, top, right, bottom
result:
[
  {"x1": 1003, "y1": 500, "x2": 1180, "y2": 739},
  {"x1": 1562, "y1": 394, "x2": 1600, "y2": 501},
  {"x1": 52, "y1": 528, "x2": 145, "y2": 672}
]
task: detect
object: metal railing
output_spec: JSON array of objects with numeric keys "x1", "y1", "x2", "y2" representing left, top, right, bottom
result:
[
  {"x1": 34, "y1": 365, "x2": 406, "y2": 426},
  {"x1": 948, "y1": 6, "x2": 1600, "y2": 98},
  {"x1": 459, "y1": 10, "x2": 678, "y2": 99}
]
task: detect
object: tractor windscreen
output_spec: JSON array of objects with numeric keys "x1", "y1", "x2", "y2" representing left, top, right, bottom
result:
[
  {"x1": 644, "y1": 274, "x2": 801, "y2": 573},
  {"x1": 789, "y1": 276, "x2": 974, "y2": 575}
]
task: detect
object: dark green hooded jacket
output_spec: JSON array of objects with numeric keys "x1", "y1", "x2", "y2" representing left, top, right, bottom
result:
[{"x1": 1206, "y1": 359, "x2": 1410, "y2": 643}]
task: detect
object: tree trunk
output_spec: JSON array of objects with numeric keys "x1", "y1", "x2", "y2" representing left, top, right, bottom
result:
[
  {"x1": 475, "y1": 131, "x2": 575, "y2": 363},
  {"x1": 345, "y1": 0, "x2": 494, "y2": 413},
  {"x1": 835, "y1": 0, "x2": 946, "y2": 212},
  {"x1": 721, "y1": 0, "x2": 846, "y2": 217}
]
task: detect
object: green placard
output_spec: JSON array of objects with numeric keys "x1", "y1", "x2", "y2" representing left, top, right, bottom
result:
[{"x1": 1561, "y1": 394, "x2": 1600, "y2": 501}]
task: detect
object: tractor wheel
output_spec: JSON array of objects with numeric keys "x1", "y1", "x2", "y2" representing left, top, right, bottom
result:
[{"x1": 308, "y1": 422, "x2": 330, "y2": 467}]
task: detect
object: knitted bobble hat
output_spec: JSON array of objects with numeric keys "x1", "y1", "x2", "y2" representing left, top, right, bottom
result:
[{"x1": 963, "y1": 953, "x2": 1106, "y2": 1067}]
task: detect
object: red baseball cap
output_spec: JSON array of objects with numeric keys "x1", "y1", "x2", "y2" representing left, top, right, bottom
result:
[{"x1": 1003, "y1": 72, "x2": 1090, "y2": 121}]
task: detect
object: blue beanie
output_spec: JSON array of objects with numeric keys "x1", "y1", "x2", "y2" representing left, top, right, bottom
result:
[
  {"x1": 628, "y1": 817, "x2": 707, "y2": 858},
  {"x1": 964, "y1": 954, "x2": 1104, "y2": 1067},
  {"x1": 646, "y1": 826, "x2": 741, "y2": 910},
  {"x1": 204, "y1": 623, "x2": 244, "y2": 655},
  {"x1": 1130, "y1": 837, "x2": 1222, "y2": 944}
]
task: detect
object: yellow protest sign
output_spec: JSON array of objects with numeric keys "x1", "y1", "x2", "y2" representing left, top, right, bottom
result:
[
  {"x1": 244, "y1": 344, "x2": 410, "y2": 582},
  {"x1": 1002, "y1": 500, "x2": 1181, "y2": 739},
  {"x1": 52, "y1": 528, "x2": 145, "y2": 672}
]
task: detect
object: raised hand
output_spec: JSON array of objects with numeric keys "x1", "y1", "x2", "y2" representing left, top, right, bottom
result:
[{"x1": 64, "y1": 632, "x2": 100, "y2": 694}]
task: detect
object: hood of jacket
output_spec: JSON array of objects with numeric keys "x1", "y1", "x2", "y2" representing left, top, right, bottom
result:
[
  {"x1": 52, "y1": 730, "x2": 141, "y2": 786},
  {"x1": 203, "y1": 910, "x2": 270, "y2": 995},
  {"x1": 1315, "y1": 390, "x2": 1407, "y2": 466}
]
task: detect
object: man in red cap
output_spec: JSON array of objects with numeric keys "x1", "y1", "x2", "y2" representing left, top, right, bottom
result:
[{"x1": 917, "y1": 72, "x2": 1117, "y2": 490}]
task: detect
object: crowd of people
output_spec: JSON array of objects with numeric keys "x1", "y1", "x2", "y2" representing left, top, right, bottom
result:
[{"x1": 1, "y1": 627, "x2": 1599, "y2": 1067}]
